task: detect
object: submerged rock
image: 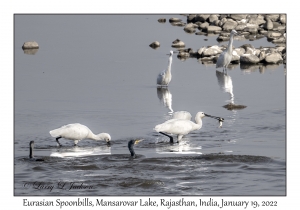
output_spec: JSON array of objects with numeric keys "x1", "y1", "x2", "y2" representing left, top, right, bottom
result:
[{"x1": 158, "y1": 18, "x2": 166, "y2": 23}]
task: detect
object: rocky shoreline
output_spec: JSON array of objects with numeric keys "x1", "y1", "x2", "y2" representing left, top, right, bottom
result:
[{"x1": 153, "y1": 14, "x2": 286, "y2": 66}]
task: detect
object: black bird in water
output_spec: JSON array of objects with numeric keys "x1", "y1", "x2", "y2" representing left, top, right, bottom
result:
[
  {"x1": 29, "y1": 141, "x2": 44, "y2": 161},
  {"x1": 128, "y1": 139, "x2": 143, "y2": 158}
]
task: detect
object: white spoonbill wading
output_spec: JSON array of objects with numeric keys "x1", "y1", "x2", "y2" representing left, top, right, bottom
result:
[
  {"x1": 216, "y1": 30, "x2": 239, "y2": 72},
  {"x1": 157, "y1": 50, "x2": 174, "y2": 86},
  {"x1": 154, "y1": 112, "x2": 223, "y2": 143},
  {"x1": 49, "y1": 123, "x2": 111, "y2": 146}
]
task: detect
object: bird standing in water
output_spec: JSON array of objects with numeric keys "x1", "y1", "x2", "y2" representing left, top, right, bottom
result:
[
  {"x1": 49, "y1": 123, "x2": 111, "y2": 146},
  {"x1": 154, "y1": 112, "x2": 223, "y2": 143},
  {"x1": 157, "y1": 50, "x2": 174, "y2": 86},
  {"x1": 216, "y1": 30, "x2": 239, "y2": 72}
]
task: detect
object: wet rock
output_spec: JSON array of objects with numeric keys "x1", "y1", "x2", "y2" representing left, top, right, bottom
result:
[
  {"x1": 171, "y1": 39, "x2": 185, "y2": 48},
  {"x1": 234, "y1": 48, "x2": 246, "y2": 56},
  {"x1": 267, "y1": 31, "x2": 282, "y2": 39},
  {"x1": 178, "y1": 51, "x2": 190, "y2": 59},
  {"x1": 171, "y1": 22, "x2": 186, "y2": 27},
  {"x1": 187, "y1": 14, "x2": 196, "y2": 23},
  {"x1": 266, "y1": 14, "x2": 279, "y2": 22},
  {"x1": 272, "y1": 22, "x2": 282, "y2": 30},
  {"x1": 184, "y1": 23, "x2": 197, "y2": 33},
  {"x1": 263, "y1": 17, "x2": 273, "y2": 30},
  {"x1": 206, "y1": 25, "x2": 222, "y2": 33},
  {"x1": 149, "y1": 41, "x2": 160, "y2": 49},
  {"x1": 202, "y1": 45, "x2": 223, "y2": 56},
  {"x1": 195, "y1": 14, "x2": 210, "y2": 22},
  {"x1": 223, "y1": 103, "x2": 247, "y2": 110},
  {"x1": 197, "y1": 46, "x2": 207, "y2": 57},
  {"x1": 158, "y1": 18, "x2": 166, "y2": 23},
  {"x1": 22, "y1": 41, "x2": 39, "y2": 49},
  {"x1": 240, "y1": 54, "x2": 260, "y2": 64},
  {"x1": 235, "y1": 23, "x2": 247, "y2": 31},
  {"x1": 200, "y1": 56, "x2": 216, "y2": 62},
  {"x1": 169, "y1": 18, "x2": 182, "y2": 23},
  {"x1": 208, "y1": 15, "x2": 219, "y2": 23},
  {"x1": 240, "y1": 44, "x2": 255, "y2": 52},
  {"x1": 248, "y1": 15, "x2": 265, "y2": 25},
  {"x1": 199, "y1": 22, "x2": 209, "y2": 30},
  {"x1": 244, "y1": 24, "x2": 259, "y2": 33},
  {"x1": 279, "y1": 14, "x2": 286, "y2": 24},
  {"x1": 222, "y1": 19, "x2": 238, "y2": 31},
  {"x1": 231, "y1": 51, "x2": 240, "y2": 63},
  {"x1": 230, "y1": 14, "x2": 247, "y2": 21},
  {"x1": 264, "y1": 53, "x2": 283, "y2": 63}
]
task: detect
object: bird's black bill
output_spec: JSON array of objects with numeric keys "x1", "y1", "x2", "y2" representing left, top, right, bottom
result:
[{"x1": 205, "y1": 114, "x2": 224, "y2": 122}]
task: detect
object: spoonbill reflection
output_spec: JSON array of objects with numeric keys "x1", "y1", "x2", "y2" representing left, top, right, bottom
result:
[
  {"x1": 50, "y1": 145, "x2": 111, "y2": 158},
  {"x1": 216, "y1": 30, "x2": 239, "y2": 72},
  {"x1": 157, "y1": 50, "x2": 174, "y2": 86},
  {"x1": 154, "y1": 112, "x2": 222, "y2": 143},
  {"x1": 157, "y1": 87, "x2": 173, "y2": 113},
  {"x1": 49, "y1": 123, "x2": 111, "y2": 146}
]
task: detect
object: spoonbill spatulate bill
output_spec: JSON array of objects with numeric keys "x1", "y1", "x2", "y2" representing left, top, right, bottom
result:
[
  {"x1": 157, "y1": 50, "x2": 174, "y2": 86},
  {"x1": 154, "y1": 112, "x2": 223, "y2": 143},
  {"x1": 216, "y1": 30, "x2": 239, "y2": 72},
  {"x1": 49, "y1": 123, "x2": 111, "y2": 146}
]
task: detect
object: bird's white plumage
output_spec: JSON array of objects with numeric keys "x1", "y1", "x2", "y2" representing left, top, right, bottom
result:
[
  {"x1": 49, "y1": 123, "x2": 111, "y2": 145},
  {"x1": 157, "y1": 50, "x2": 173, "y2": 86},
  {"x1": 172, "y1": 111, "x2": 192, "y2": 120},
  {"x1": 216, "y1": 30, "x2": 239, "y2": 70},
  {"x1": 154, "y1": 112, "x2": 206, "y2": 141}
]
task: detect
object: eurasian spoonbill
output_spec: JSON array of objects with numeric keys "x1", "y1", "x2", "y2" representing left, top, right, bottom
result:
[{"x1": 49, "y1": 123, "x2": 111, "y2": 146}]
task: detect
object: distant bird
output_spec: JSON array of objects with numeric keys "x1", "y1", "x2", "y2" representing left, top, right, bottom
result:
[
  {"x1": 154, "y1": 112, "x2": 223, "y2": 143},
  {"x1": 49, "y1": 123, "x2": 111, "y2": 146},
  {"x1": 29, "y1": 141, "x2": 44, "y2": 161},
  {"x1": 157, "y1": 50, "x2": 174, "y2": 86},
  {"x1": 216, "y1": 30, "x2": 239, "y2": 72},
  {"x1": 128, "y1": 139, "x2": 143, "y2": 158}
]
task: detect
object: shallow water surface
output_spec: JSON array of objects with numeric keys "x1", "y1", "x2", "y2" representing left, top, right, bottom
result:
[{"x1": 14, "y1": 14, "x2": 285, "y2": 196}]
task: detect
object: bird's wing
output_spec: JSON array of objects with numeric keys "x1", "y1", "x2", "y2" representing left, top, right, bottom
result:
[
  {"x1": 216, "y1": 51, "x2": 225, "y2": 68},
  {"x1": 155, "y1": 119, "x2": 194, "y2": 135},
  {"x1": 50, "y1": 124, "x2": 89, "y2": 140}
]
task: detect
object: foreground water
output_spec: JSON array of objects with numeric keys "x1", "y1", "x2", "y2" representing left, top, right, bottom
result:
[{"x1": 14, "y1": 14, "x2": 285, "y2": 196}]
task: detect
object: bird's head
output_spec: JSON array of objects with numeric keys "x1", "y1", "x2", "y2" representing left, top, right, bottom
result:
[
  {"x1": 128, "y1": 139, "x2": 144, "y2": 157},
  {"x1": 98, "y1": 133, "x2": 111, "y2": 144},
  {"x1": 231, "y1": 30, "x2": 239, "y2": 36}
]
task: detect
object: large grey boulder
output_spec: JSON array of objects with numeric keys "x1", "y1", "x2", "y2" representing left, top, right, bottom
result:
[
  {"x1": 230, "y1": 14, "x2": 247, "y2": 21},
  {"x1": 206, "y1": 26, "x2": 222, "y2": 33},
  {"x1": 240, "y1": 54, "x2": 260, "y2": 64},
  {"x1": 202, "y1": 45, "x2": 223, "y2": 56},
  {"x1": 265, "y1": 53, "x2": 283, "y2": 63},
  {"x1": 222, "y1": 19, "x2": 238, "y2": 31}
]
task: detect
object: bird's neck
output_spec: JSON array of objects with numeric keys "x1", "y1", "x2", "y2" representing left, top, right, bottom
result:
[
  {"x1": 29, "y1": 146, "x2": 33, "y2": 158},
  {"x1": 167, "y1": 56, "x2": 172, "y2": 72},
  {"x1": 227, "y1": 34, "x2": 234, "y2": 54},
  {"x1": 88, "y1": 132, "x2": 100, "y2": 140},
  {"x1": 194, "y1": 114, "x2": 203, "y2": 128}
]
